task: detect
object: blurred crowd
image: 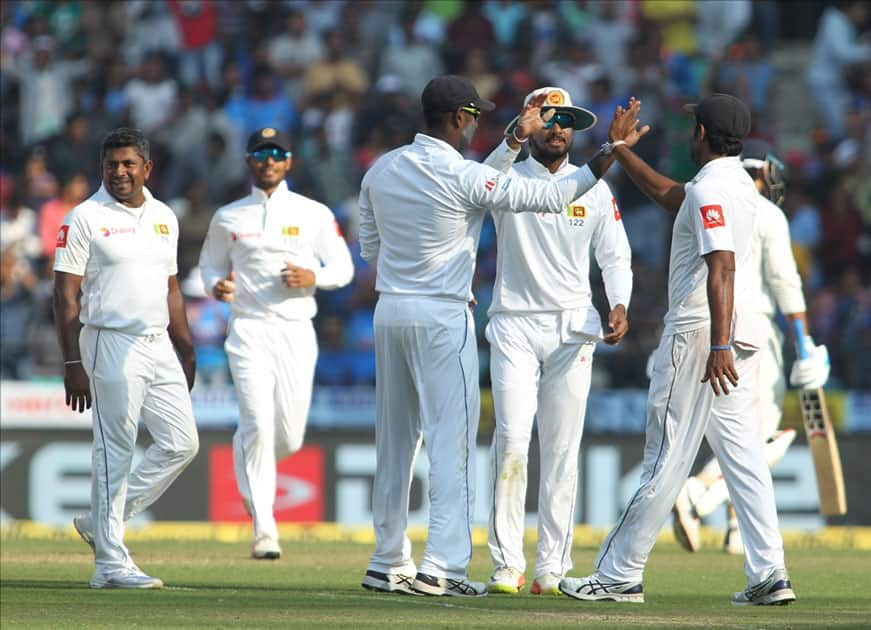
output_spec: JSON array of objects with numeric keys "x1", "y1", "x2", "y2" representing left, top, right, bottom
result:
[{"x1": 1, "y1": 0, "x2": 869, "y2": 389}]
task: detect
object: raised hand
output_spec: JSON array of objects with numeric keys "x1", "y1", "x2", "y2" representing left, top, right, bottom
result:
[
  {"x1": 512, "y1": 92, "x2": 556, "y2": 142},
  {"x1": 213, "y1": 271, "x2": 235, "y2": 302},
  {"x1": 608, "y1": 97, "x2": 650, "y2": 148}
]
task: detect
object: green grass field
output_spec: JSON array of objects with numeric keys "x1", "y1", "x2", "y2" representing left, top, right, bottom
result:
[{"x1": 2, "y1": 529, "x2": 870, "y2": 629}]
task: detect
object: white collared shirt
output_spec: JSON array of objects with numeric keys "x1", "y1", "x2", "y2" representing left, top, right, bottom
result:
[
  {"x1": 487, "y1": 153, "x2": 633, "y2": 338},
  {"x1": 663, "y1": 156, "x2": 758, "y2": 336},
  {"x1": 749, "y1": 195, "x2": 806, "y2": 318},
  {"x1": 358, "y1": 133, "x2": 597, "y2": 301},
  {"x1": 53, "y1": 184, "x2": 179, "y2": 335},
  {"x1": 199, "y1": 180, "x2": 353, "y2": 322}
]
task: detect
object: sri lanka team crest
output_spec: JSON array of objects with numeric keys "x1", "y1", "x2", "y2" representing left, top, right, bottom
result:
[
  {"x1": 546, "y1": 91, "x2": 565, "y2": 106},
  {"x1": 153, "y1": 224, "x2": 170, "y2": 235},
  {"x1": 567, "y1": 204, "x2": 586, "y2": 218},
  {"x1": 282, "y1": 226, "x2": 299, "y2": 236}
]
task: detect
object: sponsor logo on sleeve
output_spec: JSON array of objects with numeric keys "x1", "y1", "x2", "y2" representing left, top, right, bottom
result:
[
  {"x1": 485, "y1": 177, "x2": 497, "y2": 192},
  {"x1": 56, "y1": 225, "x2": 69, "y2": 248},
  {"x1": 282, "y1": 226, "x2": 300, "y2": 236},
  {"x1": 699, "y1": 204, "x2": 725, "y2": 229},
  {"x1": 612, "y1": 197, "x2": 622, "y2": 221}
]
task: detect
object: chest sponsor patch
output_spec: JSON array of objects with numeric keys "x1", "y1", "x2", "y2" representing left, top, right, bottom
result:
[
  {"x1": 99, "y1": 226, "x2": 136, "y2": 237},
  {"x1": 230, "y1": 231, "x2": 263, "y2": 241},
  {"x1": 282, "y1": 226, "x2": 299, "y2": 236},
  {"x1": 153, "y1": 223, "x2": 170, "y2": 235},
  {"x1": 567, "y1": 204, "x2": 586, "y2": 218},
  {"x1": 699, "y1": 204, "x2": 725, "y2": 229},
  {"x1": 612, "y1": 197, "x2": 622, "y2": 221},
  {"x1": 56, "y1": 225, "x2": 69, "y2": 248}
]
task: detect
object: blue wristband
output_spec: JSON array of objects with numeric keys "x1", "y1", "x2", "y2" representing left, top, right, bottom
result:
[{"x1": 711, "y1": 344, "x2": 732, "y2": 351}]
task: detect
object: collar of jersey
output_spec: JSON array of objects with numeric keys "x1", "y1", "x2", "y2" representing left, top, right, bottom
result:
[
  {"x1": 92, "y1": 184, "x2": 154, "y2": 211},
  {"x1": 691, "y1": 155, "x2": 742, "y2": 183},
  {"x1": 251, "y1": 179, "x2": 289, "y2": 203},
  {"x1": 521, "y1": 154, "x2": 570, "y2": 178},
  {"x1": 414, "y1": 133, "x2": 463, "y2": 160}
]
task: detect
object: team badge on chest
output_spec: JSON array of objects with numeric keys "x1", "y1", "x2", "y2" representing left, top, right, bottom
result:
[{"x1": 282, "y1": 226, "x2": 299, "y2": 236}]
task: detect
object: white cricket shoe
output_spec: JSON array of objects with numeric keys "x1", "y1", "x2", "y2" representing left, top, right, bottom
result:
[
  {"x1": 487, "y1": 567, "x2": 525, "y2": 594},
  {"x1": 411, "y1": 572, "x2": 487, "y2": 597},
  {"x1": 252, "y1": 536, "x2": 281, "y2": 560},
  {"x1": 73, "y1": 514, "x2": 95, "y2": 552},
  {"x1": 672, "y1": 482, "x2": 701, "y2": 552},
  {"x1": 731, "y1": 568, "x2": 795, "y2": 606},
  {"x1": 559, "y1": 573, "x2": 644, "y2": 603},
  {"x1": 531, "y1": 572, "x2": 562, "y2": 595},
  {"x1": 361, "y1": 570, "x2": 417, "y2": 594},
  {"x1": 90, "y1": 567, "x2": 164, "y2": 589}
]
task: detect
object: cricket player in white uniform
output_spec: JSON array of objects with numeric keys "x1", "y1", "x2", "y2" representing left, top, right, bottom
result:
[
  {"x1": 672, "y1": 140, "x2": 830, "y2": 555},
  {"x1": 358, "y1": 75, "x2": 646, "y2": 598},
  {"x1": 199, "y1": 128, "x2": 354, "y2": 559},
  {"x1": 483, "y1": 87, "x2": 633, "y2": 596},
  {"x1": 55, "y1": 128, "x2": 199, "y2": 589},
  {"x1": 560, "y1": 94, "x2": 797, "y2": 606}
]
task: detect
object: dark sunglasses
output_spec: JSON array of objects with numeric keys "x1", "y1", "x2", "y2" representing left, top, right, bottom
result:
[
  {"x1": 460, "y1": 106, "x2": 481, "y2": 119},
  {"x1": 543, "y1": 111, "x2": 576, "y2": 129},
  {"x1": 248, "y1": 147, "x2": 292, "y2": 162}
]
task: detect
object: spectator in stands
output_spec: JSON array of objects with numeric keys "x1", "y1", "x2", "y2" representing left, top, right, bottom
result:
[
  {"x1": 123, "y1": 51, "x2": 178, "y2": 135},
  {"x1": 0, "y1": 246, "x2": 37, "y2": 379},
  {"x1": 379, "y1": 8, "x2": 444, "y2": 101},
  {"x1": 37, "y1": 171, "x2": 88, "y2": 259},
  {"x1": 483, "y1": 0, "x2": 527, "y2": 48},
  {"x1": 304, "y1": 29, "x2": 369, "y2": 104},
  {"x1": 806, "y1": 0, "x2": 871, "y2": 138},
  {"x1": 445, "y1": 1, "x2": 496, "y2": 70},
  {"x1": 225, "y1": 65, "x2": 298, "y2": 141},
  {"x1": 181, "y1": 266, "x2": 231, "y2": 385},
  {"x1": 11, "y1": 34, "x2": 90, "y2": 145},
  {"x1": 45, "y1": 111, "x2": 99, "y2": 186},
  {"x1": 0, "y1": 177, "x2": 41, "y2": 259},
  {"x1": 167, "y1": 0, "x2": 222, "y2": 90},
  {"x1": 268, "y1": 9, "x2": 325, "y2": 106}
]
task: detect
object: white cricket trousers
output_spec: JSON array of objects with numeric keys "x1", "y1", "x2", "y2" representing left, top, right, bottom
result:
[
  {"x1": 225, "y1": 316, "x2": 317, "y2": 541},
  {"x1": 367, "y1": 294, "x2": 480, "y2": 580},
  {"x1": 486, "y1": 312, "x2": 594, "y2": 578},
  {"x1": 595, "y1": 327, "x2": 785, "y2": 584},
  {"x1": 79, "y1": 326, "x2": 199, "y2": 573}
]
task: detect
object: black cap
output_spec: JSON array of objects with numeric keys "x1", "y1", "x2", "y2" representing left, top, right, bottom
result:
[
  {"x1": 246, "y1": 127, "x2": 291, "y2": 153},
  {"x1": 421, "y1": 75, "x2": 496, "y2": 114},
  {"x1": 683, "y1": 94, "x2": 751, "y2": 139}
]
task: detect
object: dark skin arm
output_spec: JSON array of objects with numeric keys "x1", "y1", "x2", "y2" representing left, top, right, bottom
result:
[
  {"x1": 701, "y1": 250, "x2": 739, "y2": 395},
  {"x1": 53, "y1": 271, "x2": 91, "y2": 412},
  {"x1": 167, "y1": 275, "x2": 196, "y2": 391},
  {"x1": 610, "y1": 99, "x2": 685, "y2": 214}
]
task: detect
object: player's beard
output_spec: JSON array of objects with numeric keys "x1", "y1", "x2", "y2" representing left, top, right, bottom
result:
[
  {"x1": 530, "y1": 132, "x2": 572, "y2": 165},
  {"x1": 459, "y1": 122, "x2": 476, "y2": 152}
]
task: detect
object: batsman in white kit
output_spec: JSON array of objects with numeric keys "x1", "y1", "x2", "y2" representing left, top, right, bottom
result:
[
  {"x1": 482, "y1": 88, "x2": 632, "y2": 596},
  {"x1": 199, "y1": 128, "x2": 353, "y2": 559},
  {"x1": 55, "y1": 128, "x2": 199, "y2": 589},
  {"x1": 357, "y1": 75, "x2": 644, "y2": 597},
  {"x1": 672, "y1": 140, "x2": 830, "y2": 555},
  {"x1": 559, "y1": 95, "x2": 796, "y2": 606}
]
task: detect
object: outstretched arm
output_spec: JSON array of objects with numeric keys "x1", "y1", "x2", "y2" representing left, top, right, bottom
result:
[{"x1": 610, "y1": 98, "x2": 685, "y2": 214}]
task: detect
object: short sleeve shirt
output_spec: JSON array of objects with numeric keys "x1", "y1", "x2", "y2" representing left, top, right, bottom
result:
[{"x1": 53, "y1": 185, "x2": 179, "y2": 335}]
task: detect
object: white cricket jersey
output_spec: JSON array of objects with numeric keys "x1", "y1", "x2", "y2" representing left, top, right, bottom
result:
[
  {"x1": 662, "y1": 156, "x2": 758, "y2": 337},
  {"x1": 358, "y1": 133, "x2": 597, "y2": 301},
  {"x1": 53, "y1": 185, "x2": 178, "y2": 336},
  {"x1": 199, "y1": 180, "x2": 354, "y2": 321},
  {"x1": 488, "y1": 156, "x2": 632, "y2": 337},
  {"x1": 748, "y1": 195, "x2": 806, "y2": 318}
]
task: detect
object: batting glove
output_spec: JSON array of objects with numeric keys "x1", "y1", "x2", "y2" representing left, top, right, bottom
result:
[{"x1": 789, "y1": 339, "x2": 830, "y2": 389}]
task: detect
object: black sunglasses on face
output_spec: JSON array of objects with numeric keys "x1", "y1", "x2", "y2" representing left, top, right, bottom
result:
[{"x1": 248, "y1": 147, "x2": 292, "y2": 162}]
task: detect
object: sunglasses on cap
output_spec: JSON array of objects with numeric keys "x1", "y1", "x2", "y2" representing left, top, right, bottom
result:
[
  {"x1": 460, "y1": 106, "x2": 481, "y2": 119},
  {"x1": 543, "y1": 112, "x2": 576, "y2": 129},
  {"x1": 248, "y1": 147, "x2": 292, "y2": 162}
]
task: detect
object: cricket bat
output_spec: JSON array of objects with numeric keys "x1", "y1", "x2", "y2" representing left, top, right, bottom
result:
[{"x1": 794, "y1": 321, "x2": 847, "y2": 516}]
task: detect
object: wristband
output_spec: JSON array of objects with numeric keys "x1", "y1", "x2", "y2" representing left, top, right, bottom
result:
[
  {"x1": 600, "y1": 140, "x2": 627, "y2": 155},
  {"x1": 710, "y1": 345, "x2": 732, "y2": 351},
  {"x1": 511, "y1": 128, "x2": 528, "y2": 144},
  {"x1": 64, "y1": 360, "x2": 82, "y2": 365}
]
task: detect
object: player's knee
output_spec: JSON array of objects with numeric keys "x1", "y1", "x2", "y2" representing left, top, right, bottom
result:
[{"x1": 180, "y1": 431, "x2": 199, "y2": 463}]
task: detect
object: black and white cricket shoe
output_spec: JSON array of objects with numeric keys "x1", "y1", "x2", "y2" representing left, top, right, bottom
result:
[
  {"x1": 559, "y1": 573, "x2": 644, "y2": 603},
  {"x1": 411, "y1": 572, "x2": 487, "y2": 597},
  {"x1": 361, "y1": 570, "x2": 417, "y2": 594},
  {"x1": 731, "y1": 568, "x2": 796, "y2": 606}
]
